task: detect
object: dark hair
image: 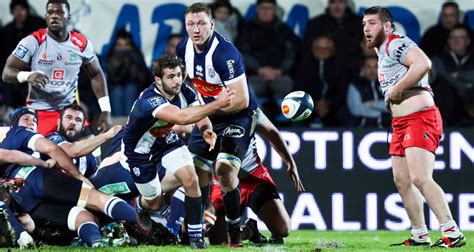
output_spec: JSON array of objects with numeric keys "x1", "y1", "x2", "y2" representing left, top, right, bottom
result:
[
  {"x1": 9, "y1": 106, "x2": 37, "y2": 127},
  {"x1": 363, "y1": 6, "x2": 394, "y2": 29},
  {"x1": 46, "y1": 0, "x2": 70, "y2": 12},
  {"x1": 10, "y1": 0, "x2": 29, "y2": 14},
  {"x1": 442, "y1": 2, "x2": 459, "y2": 11},
  {"x1": 185, "y1": 2, "x2": 212, "y2": 18},
  {"x1": 152, "y1": 55, "x2": 183, "y2": 78},
  {"x1": 60, "y1": 104, "x2": 86, "y2": 121}
]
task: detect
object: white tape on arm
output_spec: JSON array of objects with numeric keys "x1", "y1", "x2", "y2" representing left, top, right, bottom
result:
[
  {"x1": 16, "y1": 71, "x2": 44, "y2": 83},
  {"x1": 98, "y1": 96, "x2": 111, "y2": 112}
]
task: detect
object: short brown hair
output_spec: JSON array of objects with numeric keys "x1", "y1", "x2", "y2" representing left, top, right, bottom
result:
[
  {"x1": 363, "y1": 6, "x2": 394, "y2": 29},
  {"x1": 185, "y1": 2, "x2": 212, "y2": 18},
  {"x1": 152, "y1": 55, "x2": 184, "y2": 78}
]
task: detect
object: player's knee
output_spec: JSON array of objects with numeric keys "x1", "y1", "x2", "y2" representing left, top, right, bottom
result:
[
  {"x1": 411, "y1": 175, "x2": 429, "y2": 189},
  {"x1": 393, "y1": 176, "x2": 410, "y2": 190},
  {"x1": 68, "y1": 206, "x2": 91, "y2": 231},
  {"x1": 182, "y1": 172, "x2": 199, "y2": 191},
  {"x1": 216, "y1": 153, "x2": 241, "y2": 171}
]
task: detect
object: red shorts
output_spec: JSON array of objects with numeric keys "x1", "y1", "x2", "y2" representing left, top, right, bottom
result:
[
  {"x1": 389, "y1": 105, "x2": 443, "y2": 156},
  {"x1": 37, "y1": 110, "x2": 60, "y2": 136},
  {"x1": 210, "y1": 164, "x2": 276, "y2": 212}
]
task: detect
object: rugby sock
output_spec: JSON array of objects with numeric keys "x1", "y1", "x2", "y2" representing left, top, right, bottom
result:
[
  {"x1": 166, "y1": 188, "x2": 186, "y2": 236},
  {"x1": 200, "y1": 185, "x2": 210, "y2": 210},
  {"x1": 440, "y1": 220, "x2": 461, "y2": 238},
  {"x1": 104, "y1": 197, "x2": 136, "y2": 223},
  {"x1": 78, "y1": 221, "x2": 102, "y2": 246},
  {"x1": 0, "y1": 203, "x2": 24, "y2": 240},
  {"x1": 222, "y1": 185, "x2": 241, "y2": 224},
  {"x1": 185, "y1": 195, "x2": 203, "y2": 242},
  {"x1": 411, "y1": 226, "x2": 429, "y2": 242}
]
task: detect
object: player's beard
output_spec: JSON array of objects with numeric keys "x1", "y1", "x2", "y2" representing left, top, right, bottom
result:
[
  {"x1": 369, "y1": 29, "x2": 386, "y2": 49},
  {"x1": 59, "y1": 125, "x2": 80, "y2": 142},
  {"x1": 162, "y1": 82, "x2": 181, "y2": 97}
]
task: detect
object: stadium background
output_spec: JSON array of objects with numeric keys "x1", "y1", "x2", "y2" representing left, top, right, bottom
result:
[{"x1": 0, "y1": 0, "x2": 473, "y2": 232}]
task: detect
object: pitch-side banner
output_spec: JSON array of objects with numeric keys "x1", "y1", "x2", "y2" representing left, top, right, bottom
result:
[
  {"x1": 1, "y1": 0, "x2": 474, "y2": 66},
  {"x1": 249, "y1": 128, "x2": 474, "y2": 231}
]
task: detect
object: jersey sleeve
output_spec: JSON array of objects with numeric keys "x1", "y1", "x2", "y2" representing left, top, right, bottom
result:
[
  {"x1": 213, "y1": 44, "x2": 246, "y2": 85},
  {"x1": 387, "y1": 36, "x2": 417, "y2": 64},
  {"x1": 12, "y1": 35, "x2": 38, "y2": 63},
  {"x1": 46, "y1": 132, "x2": 67, "y2": 145},
  {"x1": 11, "y1": 127, "x2": 42, "y2": 152},
  {"x1": 140, "y1": 94, "x2": 170, "y2": 118},
  {"x1": 81, "y1": 39, "x2": 97, "y2": 64},
  {"x1": 182, "y1": 84, "x2": 200, "y2": 107},
  {"x1": 85, "y1": 154, "x2": 98, "y2": 178}
]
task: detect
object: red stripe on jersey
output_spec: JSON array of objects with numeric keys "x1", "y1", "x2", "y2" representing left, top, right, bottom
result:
[
  {"x1": 385, "y1": 33, "x2": 401, "y2": 56},
  {"x1": 70, "y1": 31, "x2": 88, "y2": 52},
  {"x1": 32, "y1": 29, "x2": 47, "y2": 45}
]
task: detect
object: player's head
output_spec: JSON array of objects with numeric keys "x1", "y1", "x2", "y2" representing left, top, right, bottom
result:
[
  {"x1": 441, "y1": 2, "x2": 460, "y2": 30},
  {"x1": 184, "y1": 2, "x2": 215, "y2": 49},
  {"x1": 45, "y1": 0, "x2": 70, "y2": 33},
  {"x1": 362, "y1": 6, "x2": 394, "y2": 49},
  {"x1": 152, "y1": 55, "x2": 184, "y2": 97},
  {"x1": 58, "y1": 104, "x2": 86, "y2": 141},
  {"x1": 9, "y1": 107, "x2": 37, "y2": 131}
]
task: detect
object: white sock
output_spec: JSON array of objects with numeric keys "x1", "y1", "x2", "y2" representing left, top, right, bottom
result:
[
  {"x1": 440, "y1": 220, "x2": 461, "y2": 238},
  {"x1": 411, "y1": 226, "x2": 429, "y2": 242}
]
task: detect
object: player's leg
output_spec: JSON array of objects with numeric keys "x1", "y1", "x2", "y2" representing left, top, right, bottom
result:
[
  {"x1": 0, "y1": 201, "x2": 33, "y2": 248},
  {"x1": 405, "y1": 147, "x2": 464, "y2": 247}
]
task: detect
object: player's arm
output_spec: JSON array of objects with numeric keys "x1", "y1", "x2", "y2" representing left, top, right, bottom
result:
[
  {"x1": 0, "y1": 149, "x2": 51, "y2": 168},
  {"x1": 196, "y1": 117, "x2": 217, "y2": 151},
  {"x1": 2, "y1": 54, "x2": 48, "y2": 88},
  {"x1": 58, "y1": 125, "x2": 122, "y2": 158},
  {"x1": 387, "y1": 47, "x2": 431, "y2": 103},
  {"x1": 155, "y1": 90, "x2": 235, "y2": 125},
  {"x1": 34, "y1": 137, "x2": 91, "y2": 184},
  {"x1": 82, "y1": 59, "x2": 112, "y2": 131},
  {"x1": 256, "y1": 110, "x2": 305, "y2": 191},
  {"x1": 215, "y1": 78, "x2": 249, "y2": 114}
]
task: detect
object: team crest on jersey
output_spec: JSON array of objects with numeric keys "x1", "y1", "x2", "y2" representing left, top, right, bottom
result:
[
  {"x1": 52, "y1": 69, "x2": 65, "y2": 80},
  {"x1": 133, "y1": 167, "x2": 141, "y2": 177},
  {"x1": 207, "y1": 65, "x2": 216, "y2": 78},
  {"x1": 148, "y1": 96, "x2": 166, "y2": 108},
  {"x1": 14, "y1": 45, "x2": 28, "y2": 59},
  {"x1": 165, "y1": 131, "x2": 179, "y2": 144},
  {"x1": 57, "y1": 53, "x2": 63, "y2": 61}
]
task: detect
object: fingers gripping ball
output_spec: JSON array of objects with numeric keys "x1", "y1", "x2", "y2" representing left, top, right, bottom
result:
[{"x1": 281, "y1": 91, "x2": 314, "y2": 121}]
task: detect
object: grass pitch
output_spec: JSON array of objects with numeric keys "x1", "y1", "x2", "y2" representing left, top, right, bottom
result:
[{"x1": 12, "y1": 230, "x2": 472, "y2": 251}]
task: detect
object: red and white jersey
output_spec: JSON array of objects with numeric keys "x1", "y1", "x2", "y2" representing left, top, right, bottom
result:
[
  {"x1": 376, "y1": 32, "x2": 431, "y2": 103},
  {"x1": 12, "y1": 28, "x2": 96, "y2": 111},
  {"x1": 238, "y1": 108, "x2": 265, "y2": 178}
]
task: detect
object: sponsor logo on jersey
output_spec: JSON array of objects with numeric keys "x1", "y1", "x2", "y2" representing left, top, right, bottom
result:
[
  {"x1": 148, "y1": 96, "x2": 167, "y2": 108},
  {"x1": 52, "y1": 69, "x2": 65, "y2": 80},
  {"x1": 222, "y1": 125, "x2": 245, "y2": 138},
  {"x1": 70, "y1": 53, "x2": 77, "y2": 61},
  {"x1": 395, "y1": 43, "x2": 407, "y2": 61},
  {"x1": 423, "y1": 131, "x2": 429, "y2": 140},
  {"x1": 191, "y1": 78, "x2": 223, "y2": 97},
  {"x1": 38, "y1": 59, "x2": 54, "y2": 66},
  {"x1": 57, "y1": 54, "x2": 63, "y2": 61},
  {"x1": 196, "y1": 64, "x2": 204, "y2": 77},
  {"x1": 226, "y1": 59, "x2": 235, "y2": 79},
  {"x1": 14, "y1": 45, "x2": 29, "y2": 59}
]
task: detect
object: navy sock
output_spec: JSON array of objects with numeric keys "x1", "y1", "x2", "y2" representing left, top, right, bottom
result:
[
  {"x1": 104, "y1": 197, "x2": 136, "y2": 223},
  {"x1": 185, "y1": 195, "x2": 203, "y2": 242},
  {"x1": 166, "y1": 188, "x2": 186, "y2": 236},
  {"x1": 77, "y1": 221, "x2": 102, "y2": 246},
  {"x1": 0, "y1": 203, "x2": 24, "y2": 240},
  {"x1": 200, "y1": 185, "x2": 210, "y2": 210},
  {"x1": 222, "y1": 185, "x2": 241, "y2": 224}
]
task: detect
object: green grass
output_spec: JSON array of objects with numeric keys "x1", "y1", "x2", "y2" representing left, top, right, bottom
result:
[{"x1": 9, "y1": 231, "x2": 472, "y2": 251}]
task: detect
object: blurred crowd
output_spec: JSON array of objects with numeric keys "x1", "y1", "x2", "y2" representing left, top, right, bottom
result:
[{"x1": 1, "y1": 0, "x2": 473, "y2": 128}]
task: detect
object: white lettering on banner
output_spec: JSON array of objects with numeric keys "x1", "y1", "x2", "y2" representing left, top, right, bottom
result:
[
  {"x1": 342, "y1": 131, "x2": 353, "y2": 170},
  {"x1": 384, "y1": 193, "x2": 410, "y2": 230},
  {"x1": 459, "y1": 194, "x2": 474, "y2": 230},
  {"x1": 271, "y1": 131, "x2": 300, "y2": 170},
  {"x1": 302, "y1": 131, "x2": 339, "y2": 170},
  {"x1": 358, "y1": 132, "x2": 391, "y2": 170},
  {"x1": 291, "y1": 193, "x2": 327, "y2": 230},
  {"x1": 450, "y1": 132, "x2": 474, "y2": 170},
  {"x1": 429, "y1": 194, "x2": 453, "y2": 230},
  {"x1": 366, "y1": 193, "x2": 378, "y2": 231},
  {"x1": 332, "y1": 193, "x2": 361, "y2": 230}
]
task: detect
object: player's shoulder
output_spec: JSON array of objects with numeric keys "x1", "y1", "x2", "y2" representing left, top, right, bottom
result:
[
  {"x1": 139, "y1": 84, "x2": 168, "y2": 105},
  {"x1": 70, "y1": 30, "x2": 89, "y2": 52},
  {"x1": 46, "y1": 132, "x2": 66, "y2": 144},
  {"x1": 176, "y1": 35, "x2": 190, "y2": 57},
  {"x1": 30, "y1": 28, "x2": 48, "y2": 45},
  {"x1": 213, "y1": 32, "x2": 238, "y2": 52},
  {"x1": 385, "y1": 32, "x2": 415, "y2": 55}
]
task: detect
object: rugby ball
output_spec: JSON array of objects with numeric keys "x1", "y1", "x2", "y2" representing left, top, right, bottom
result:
[{"x1": 281, "y1": 91, "x2": 314, "y2": 121}]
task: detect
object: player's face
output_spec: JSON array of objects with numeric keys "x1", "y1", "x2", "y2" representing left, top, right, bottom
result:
[
  {"x1": 362, "y1": 14, "x2": 386, "y2": 49},
  {"x1": 59, "y1": 108, "x2": 84, "y2": 141},
  {"x1": 185, "y1": 12, "x2": 214, "y2": 48},
  {"x1": 17, "y1": 114, "x2": 37, "y2": 132},
  {"x1": 158, "y1": 66, "x2": 183, "y2": 97},
  {"x1": 45, "y1": 3, "x2": 69, "y2": 33}
]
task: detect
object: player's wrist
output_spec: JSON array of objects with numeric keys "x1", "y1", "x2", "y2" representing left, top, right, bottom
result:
[
  {"x1": 98, "y1": 96, "x2": 111, "y2": 112},
  {"x1": 16, "y1": 71, "x2": 43, "y2": 83}
]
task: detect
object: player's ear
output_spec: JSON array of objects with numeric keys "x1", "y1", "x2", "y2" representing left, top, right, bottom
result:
[
  {"x1": 57, "y1": 118, "x2": 61, "y2": 131},
  {"x1": 154, "y1": 76, "x2": 162, "y2": 86}
]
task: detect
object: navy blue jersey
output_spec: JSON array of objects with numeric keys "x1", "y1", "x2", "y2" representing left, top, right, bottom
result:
[
  {"x1": 103, "y1": 129, "x2": 124, "y2": 158},
  {"x1": 176, "y1": 31, "x2": 258, "y2": 114},
  {"x1": 0, "y1": 126, "x2": 42, "y2": 177},
  {"x1": 46, "y1": 132, "x2": 98, "y2": 178},
  {"x1": 123, "y1": 83, "x2": 199, "y2": 167}
]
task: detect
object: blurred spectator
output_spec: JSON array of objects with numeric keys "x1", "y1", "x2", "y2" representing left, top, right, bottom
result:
[
  {"x1": 346, "y1": 56, "x2": 389, "y2": 128},
  {"x1": 164, "y1": 33, "x2": 183, "y2": 57},
  {"x1": 419, "y1": 2, "x2": 461, "y2": 58},
  {"x1": 210, "y1": 0, "x2": 242, "y2": 42},
  {"x1": 303, "y1": 0, "x2": 363, "y2": 69},
  {"x1": 0, "y1": 0, "x2": 46, "y2": 108},
  {"x1": 237, "y1": 0, "x2": 299, "y2": 123},
  {"x1": 431, "y1": 25, "x2": 474, "y2": 126},
  {"x1": 295, "y1": 35, "x2": 350, "y2": 128},
  {"x1": 105, "y1": 28, "x2": 150, "y2": 116}
]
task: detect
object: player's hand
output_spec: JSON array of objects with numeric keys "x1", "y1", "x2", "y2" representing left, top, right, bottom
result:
[
  {"x1": 45, "y1": 158, "x2": 57, "y2": 169},
  {"x1": 27, "y1": 71, "x2": 48, "y2": 88},
  {"x1": 203, "y1": 129, "x2": 217, "y2": 151},
  {"x1": 386, "y1": 86, "x2": 403, "y2": 104},
  {"x1": 215, "y1": 89, "x2": 236, "y2": 108},
  {"x1": 287, "y1": 163, "x2": 305, "y2": 192},
  {"x1": 97, "y1": 111, "x2": 112, "y2": 132},
  {"x1": 104, "y1": 125, "x2": 123, "y2": 139}
]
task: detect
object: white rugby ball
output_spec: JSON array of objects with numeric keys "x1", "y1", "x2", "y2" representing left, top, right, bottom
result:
[{"x1": 281, "y1": 91, "x2": 314, "y2": 121}]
